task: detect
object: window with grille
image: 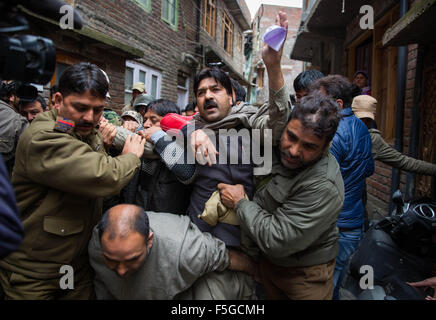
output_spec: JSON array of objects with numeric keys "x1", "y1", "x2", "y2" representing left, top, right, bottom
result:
[
  {"x1": 202, "y1": 0, "x2": 216, "y2": 37},
  {"x1": 221, "y1": 12, "x2": 233, "y2": 56}
]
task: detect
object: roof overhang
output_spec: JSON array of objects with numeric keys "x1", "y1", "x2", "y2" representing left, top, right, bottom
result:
[
  {"x1": 383, "y1": 0, "x2": 436, "y2": 46},
  {"x1": 20, "y1": 6, "x2": 143, "y2": 58},
  {"x1": 291, "y1": 0, "x2": 371, "y2": 61},
  {"x1": 222, "y1": 0, "x2": 251, "y2": 31},
  {"x1": 305, "y1": 0, "x2": 368, "y2": 38}
]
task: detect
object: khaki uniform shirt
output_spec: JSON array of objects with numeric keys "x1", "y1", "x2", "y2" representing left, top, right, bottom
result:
[{"x1": 0, "y1": 109, "x2": 140, "y2": 279}]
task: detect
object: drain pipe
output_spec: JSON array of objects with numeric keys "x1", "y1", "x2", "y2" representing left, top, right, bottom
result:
[{"x1": 389, "y1": 0, "x2": 409, "y2": 212}]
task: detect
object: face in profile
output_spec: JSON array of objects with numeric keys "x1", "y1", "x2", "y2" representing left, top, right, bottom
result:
[
  {"x1": 280, "y1": 119, "x2": 327, "y2": 170},
  {"x1": 101, "y1": 231, "x2": 153, "y2": 278}
]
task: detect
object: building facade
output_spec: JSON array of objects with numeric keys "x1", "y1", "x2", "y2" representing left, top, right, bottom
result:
[
  {"x1": 250, "y1": 4, "x2": 303, "y2": 106},
  {"x1": 291, "y1": 0, "x2": 436, "y2": 216},
  {"x1": 22, "y1": 0, "x2": 250, "y2": 112}
]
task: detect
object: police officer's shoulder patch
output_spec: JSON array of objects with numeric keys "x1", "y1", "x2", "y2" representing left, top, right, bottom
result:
[{"x1": 54, "y1": 117, "x2": 75, "y2": 133}]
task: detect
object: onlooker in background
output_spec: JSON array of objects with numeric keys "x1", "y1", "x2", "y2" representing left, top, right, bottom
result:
[
  {"x1": 0, "y1": 153, "x2": 23, "y2": 260},
  {"x1": 0, "y1": 85, "x2": 28, "y2": 175},
  {"x1": 0, "y1": 62, "x2": 145, "y2": 300},
  {"x1": 353, "y1": 95, "x2": 436, "y2": 176},
  {"x1": 293, "y1": 70, "x2": 324, "y2": 103},
  {"x1": 105, "y1": 99, "x2": 193, "y2": 214},
  {"x1": 310, "y1": 75, "x2": 374, "y2": 300},
  {"x1": 121, "y1": 82, "x2": 146, "y2": 113},
  {"x1": 133, "y1": 93, "x2": 153, "y2": 118},
  {"x1": 121, "y1": 110, "x2": 144, "y2": 133},
  {"x1": 218, "y1": 92, "x2": 344, "y2": 300},
  {"x1": 230, "y1": 78, "x2": 247, "y2": 106},
  {"x1": 88, "y1": 204, "x2": 258, "y2": 299},
  {"x1": 49, "y1": 85, "x2": 58, "y2": 110},
  {"x1": 182, "y1": 101, "x2": 197, "y2": 116},
  {"x1": 0, "y1": 81, "x2": 20, "y2": 112},
  {"x1": 18, "y1": 94, "x2": 47, "y2": 123},
  {"x1": 353, "y1": 70, "x2": 371, "y2": 96}
]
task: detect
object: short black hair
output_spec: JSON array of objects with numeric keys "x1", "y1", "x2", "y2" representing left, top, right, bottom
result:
[
  {"x1": 49, "y1": 85, "x2": 58, "y2": 97},
  {"x1": 98, "y1": 206, "x2": 150, "y2": 240},
  {"x1": 351, "y1": 84, "x2": 362, "y2": 98},
  {"x1": 230, "y1": 78, "x2": 246, "y2": 102},
  {"x1": 148, "y1": 99, "x2": 181, "y2": 116},
  {"x1": 58, "y1": 62, "x2": 108, "y2": 99},
  {"x1": 184, "y1": 101, "x2": 196, "y2": 112},
  {"x1": 194, "y1": 67, "x2": 233, "y2": 97},
  {"x1": 309, "y1": 75, "x2": 354, "y2": 109},
  {"x1": 290, "y1": 91, "x2": 341, "y2": 144},
  {"x1": 293, "y1": 70, "x2": 324, "y2": 92},
  {"x1": 19, "y1": 94, "x2": 47, "y2": 111}
]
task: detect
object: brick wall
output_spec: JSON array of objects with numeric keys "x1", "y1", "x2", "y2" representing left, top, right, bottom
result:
[
  {"x1": 253, "y1": 5, "x2": 304, "y2": 104},
  {"x1": 366, "y1": 0, "x2": 420, "y2": 217},
  {"x1": 74, "y1": 0, "x2": 199, "y2": 110},
  {"x1": 198, "y1": 0, "x2": 248, "y2": 77}
]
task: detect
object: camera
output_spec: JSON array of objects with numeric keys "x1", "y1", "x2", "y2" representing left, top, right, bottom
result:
[{"x1": 0, "y1": 0, "x2": 83, "y2": 89}]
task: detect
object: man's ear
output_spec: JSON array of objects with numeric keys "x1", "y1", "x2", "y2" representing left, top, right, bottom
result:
[
  {"x1": 146, "y1": 232, "x2": 154, "y2": 250},
  {"x1": 336, "y1": 99, "x2": 344, "y2": 110},
  {"x1": 54, "y1": 92, "x2": 63, "y2": 112}
]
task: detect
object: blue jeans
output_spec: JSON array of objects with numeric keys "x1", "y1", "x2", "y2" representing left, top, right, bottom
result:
[{"x1": 333, "y1": 226, "x2": 364, "y2": 300}]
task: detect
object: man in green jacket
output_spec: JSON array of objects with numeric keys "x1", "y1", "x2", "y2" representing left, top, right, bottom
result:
[
  {"x1": 0, "y1": 62, "x2": 146, "y2": 300},
  {"x1": 89, "y1": 204, "x2": 258, "y2": 300},
  {"x1": 218, "y1": 92, "x2": 345, "y2": 300},
  {"x1": 352, "y1": 95, "x2": 436, "y2": 176}
]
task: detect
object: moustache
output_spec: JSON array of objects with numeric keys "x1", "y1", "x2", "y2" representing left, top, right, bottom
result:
[
  {"x1": 204, "y1": 100, "x2": 218, "y2": 109},
  {"x1": 76, "y1": 121, "x2": 94, "y2": 127},
  {"x1": 281, "y1": 151, "x2": 301, "y2": 161}
]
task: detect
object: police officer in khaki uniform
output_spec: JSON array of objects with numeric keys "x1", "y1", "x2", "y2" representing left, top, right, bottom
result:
[{"x1": 0, "y1": 63, "x2": 146, "y2": 300}]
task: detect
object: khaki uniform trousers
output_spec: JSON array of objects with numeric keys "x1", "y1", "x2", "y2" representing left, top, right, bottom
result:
[
  {"x1": 0, "y1": 266, "x2": 95, "y2": 300},
  {"x1": 259, "y1": 257, "x2": 336, "y2": 300}
]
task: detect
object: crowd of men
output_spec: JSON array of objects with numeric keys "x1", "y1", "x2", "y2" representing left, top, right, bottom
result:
[{"x1": 0, "y1": 11, "x2": 435, "y2": 300}]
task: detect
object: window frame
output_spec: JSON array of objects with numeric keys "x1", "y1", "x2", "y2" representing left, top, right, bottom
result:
[
  {"x1": 221, "y1": 11, "x2": 234, "y2": 56},
  {"x1": 202, "y1": 0, "x2": 216, "y2": 38},
  {"x1": 161, "y1": 0, "x2": 179, "y2": 31},
  {"x1": 132, "y1": 0, "x2": 152, "y2": 13},
  {"x1": 125, "y1": 60, "x2": 162, "y2": 104}
]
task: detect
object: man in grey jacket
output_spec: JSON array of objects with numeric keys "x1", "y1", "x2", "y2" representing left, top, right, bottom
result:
[
  {"x1": 218, "y1": 92, "x2": 345, "y2": 300},
  {"x1": 0, "y1": 98, "x2": 28, "y2": 175},
  {"x1": 88, "y1": 204, "x2": 258, "y2": 300}
]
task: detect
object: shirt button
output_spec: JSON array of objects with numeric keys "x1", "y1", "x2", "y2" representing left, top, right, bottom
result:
[{"x1": 61, "y1": 229, "x2": 65, "y2": 234}]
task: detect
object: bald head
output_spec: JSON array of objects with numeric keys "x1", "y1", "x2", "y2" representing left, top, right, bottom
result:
[
  {"x1": 98, "y1": 205, "x2": 152, "y2": 278},
  {"x1": 99, "y1": 204, "x2": 150, "y2": 241}
]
